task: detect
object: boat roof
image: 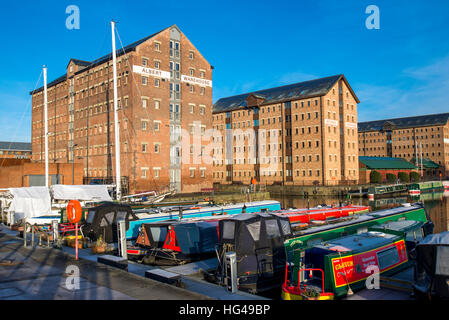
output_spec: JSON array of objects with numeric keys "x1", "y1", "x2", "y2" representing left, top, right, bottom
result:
[
  {"x1": 294, "y1": 203, "x2": 422, "y2": 236},
  {"x1": 370, "y1": 220, "x2": 423, "y2": 232},
  {"x1": 316, "y1": 231, "x2": 399, "y2": 253}
]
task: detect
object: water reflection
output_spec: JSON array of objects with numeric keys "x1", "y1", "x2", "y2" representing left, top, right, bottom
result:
[{"x1": 271, "y1": 191, "x2": 449, "y2": 233}]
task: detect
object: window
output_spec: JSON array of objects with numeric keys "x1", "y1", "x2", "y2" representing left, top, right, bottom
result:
[
  {"x1": 154, "y1": 60, "x2": 160, "y2": 69},
  {"x1": 154, "y1": 100, "x2": 160, "y2": 109},
  {"x1": 200, "y1": 87, "x2": 205, "y2": 95},
  {"x1": 142, "y1": 143, "x2": 148, "y2": 153},
  {"x1": 154, "y1": 42, "x2": 160, "y2": 51},
  {"x1": 200, "y1": 168, "x2": 206, "y2": 178},
  {"x1": 142, "y1": 58, "x2": 148, "y2": 66},
  {"x1": 142, "y1": 76, "x2": 148, "y2": 85},
  {"x1": 154, "y1": 143, "x2": 160, "y2": 153},
  {"x1": 154, "y1": 121, "x2": 160, "y2": 131},
  {"x1": 189, "y1": 51, "x2": 194, "y2": 60},
  {"x1": 153, "y1": 167, "x2": 160, "y2": 179},
  {"x1": 190, "y1": 168, "x2": 195, "y2": 178},
  {"x1": 155, "y1": 78, "x2": 160, "y2": 87},
  {"x1": 200, "y1": 105, "x2": 205, "y2": 115},
  {"x1": 141, "y1": 120, "x2": 147, "y2": 130},
  {"x1": 141, "y1": 168, "x2": 148, "y2": 179},
  {"x1": 190, "y1": 104, "x2": 194, "y2": 113}
]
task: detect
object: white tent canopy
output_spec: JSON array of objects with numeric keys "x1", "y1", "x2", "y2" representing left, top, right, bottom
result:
[
  {"x1": 51, "y1": 184, "x2": 112, "y2": 202},
  {"x1": 8, "y1": 186, "x2": 52, "y2": 220}
]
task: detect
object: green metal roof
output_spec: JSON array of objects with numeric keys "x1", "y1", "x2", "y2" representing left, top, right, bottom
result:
[
  {"x1": 359, "y1": 156, "x2": 417, "y2": 170},
  {"x1": 410, "y1": 158, "x2": 441, "y2": 169}
]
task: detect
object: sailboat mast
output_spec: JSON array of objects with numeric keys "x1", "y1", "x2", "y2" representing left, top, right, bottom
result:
[
  {"x1": 43, "y1": 65, "x2": 49, "y2": 187},
  {"x1": 111, "y1": 21, "x2": 121, "y2": 200}
]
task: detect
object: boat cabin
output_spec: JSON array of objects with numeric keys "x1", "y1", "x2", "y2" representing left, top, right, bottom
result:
[
  {"x1": 413, "y1": 231, "x2": 449, "y2": 300},
  {"x1": 283, "y1": 231, "x2": 409, "y2": 299},
  {"x1": 81, "y1": 202, "x2": 137, "y2": 243},
  {"x1": 216, "y1": 212, "x2": 293, "y2": 294},
  {"x1": 132, "y1": 220, "x2": 219, "y2": 265}
]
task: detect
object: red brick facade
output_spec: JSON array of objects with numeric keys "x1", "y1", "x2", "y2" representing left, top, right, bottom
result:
[{"x1": 30, "y1": 25, "x2": 213, "y2": 195}]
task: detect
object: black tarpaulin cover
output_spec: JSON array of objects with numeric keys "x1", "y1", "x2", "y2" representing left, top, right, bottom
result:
[
  {"x1": 217, "y1": 212, "x2": 292, "y2": 286},
  {"x1": 82, "y1": 202, "x2": 137, "y2": 243},
  {"x1": 414, "y1": 231, "x2": 449, "y2": 299},
  {"x1": 173, "y1": 222, "x2": 218, "y2": 254}
]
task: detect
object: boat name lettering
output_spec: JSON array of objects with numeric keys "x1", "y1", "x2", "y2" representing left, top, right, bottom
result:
[{"x1": 335, "y1": 260, "x2": 354, "y2": 271}]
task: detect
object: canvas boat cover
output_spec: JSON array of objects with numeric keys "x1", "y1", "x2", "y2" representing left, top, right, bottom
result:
[
  {"x1": 8, "y1": 187, "x2": 52, "y2": 220},
  {"x1": 414, "y1": 231, "x2": 449, "y2": 299},
  {"x1": 51, "y1": 184, "x2": 112, "y2": 201}
]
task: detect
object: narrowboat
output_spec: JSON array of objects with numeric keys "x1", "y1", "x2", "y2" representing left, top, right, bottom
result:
[
  {"x1": 408, "y1": 181, "x2": 444, "y2": 193},
  {"x1": 284, "y1": 203, "x2": 433, "y2": 262},
  {"x1": 443, "y1": 181, "x2": 449, "y2": 191},
  {"x1": 272, "y1": 204, "x2": 370, "y2": 224},
  {"x1": 413, "y1": 231, "x2": 449, "y2": 300},
  {"x1": 126, "y1": 200, "x2": 281, "y2": 239},
  {"x1": 282, "y1": 231, "x2": 410, "y2": 299},
  {"x1": 127, "y1": 219, "x2": 220, "y2": 265},
  {"x1": 214, "y1": 212, "x2": 293, "y2": 294}
]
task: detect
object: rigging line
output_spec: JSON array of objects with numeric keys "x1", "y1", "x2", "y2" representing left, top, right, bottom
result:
[{"x1": 0, "y1": 70, "x2": 43, "y2": 169}]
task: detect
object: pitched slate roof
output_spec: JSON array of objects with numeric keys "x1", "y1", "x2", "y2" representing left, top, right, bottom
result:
[
  {"x1": 359, "y1": 156, "x2": 417, "y2": 170},
  {"x1": 213, "y1": 74, "x2": 358, "y2": 114},
  {"x1": 358, "y1": 113, "x2": 449, "y2": 132},
  {"x1": 30, "y1": 25, "x2": 171, "y2": 95},
  {"x1": 0, "y1": 141, "x2": 31, "y2": 151}
]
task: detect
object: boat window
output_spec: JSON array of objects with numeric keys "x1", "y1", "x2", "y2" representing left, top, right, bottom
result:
[
  {"x1": 150, "y1": 227, "x2": 168, "y2": 243},
  {"x1": 222, "y1": 221, "x2": 235, "y2": 240},
  {"x1": 266, "y1": 219, "x2": 280, "y2": 239},
  {"x1": 86, "y1": 210, "x2": 95, "y2": 224},
  {"x1": 280, "y1": 219, "x2": 291, "y2": 236},
  {"x1": 436, "y1": 246, "x2": 449, "y2": 276},
  {"x1": 377, "y1": 247, "x2": 400, "y2": 270},
  {"x1": 116, "y1": 211, "x2": 127, "y2": 221},
  {"x1": 100, "y1": 218, "x2": 108, "y2": 227},
  {"x1": 246, "y1": 221, "x2": 261, "y2": 241},
  {"x1": 104, "y1": 212, "x2": 115, "y2": 224}
]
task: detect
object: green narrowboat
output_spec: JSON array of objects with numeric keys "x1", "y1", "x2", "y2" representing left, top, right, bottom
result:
[
  {"x1": 408, "y1": 181, "x2": 444, "y2": 193},
  {"x1": 282, "y1": 231, "x2": 409, "y2": 299}
]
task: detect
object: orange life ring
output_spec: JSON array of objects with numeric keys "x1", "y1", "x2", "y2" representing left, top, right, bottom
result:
[{"x1": 67, "y1": 200, "x2": 82, "y2": 223}]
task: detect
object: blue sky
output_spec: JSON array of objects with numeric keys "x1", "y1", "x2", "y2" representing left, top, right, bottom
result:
[{"x1": 1, "y1": 0, "x2": 449, "y2": 142}]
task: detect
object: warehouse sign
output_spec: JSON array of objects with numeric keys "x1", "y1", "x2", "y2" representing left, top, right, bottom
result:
[
  {"x1": 133, "y1": 65, "x2": 170, "y2": 79},
  {"x1": 345, "y1": 122, "x2": 358, "y2": 129},
  {"x1": 325, "y1": 119, "x2": 338, "y2": 127},
  {"x1": 181, "y1": 75, "x2": 212, "y2": 87}
]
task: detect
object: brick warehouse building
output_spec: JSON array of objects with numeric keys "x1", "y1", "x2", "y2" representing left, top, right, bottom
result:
[
  {"x1": 211, "y1": 74, "x2": 360, "y2": 186},
  {"x1": 358, "y1": 113, "x2": 449, "y2": 178},
  {"x1": 30, "y1": 25, "x2": 213, "y2": 194}
]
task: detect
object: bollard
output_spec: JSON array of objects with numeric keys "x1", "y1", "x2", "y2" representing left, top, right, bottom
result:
[
  {"x1": 24, "y1": 223, "x2": 28, "y2": 247},
  {"x1": 117, "y1": 219, "x2": 128, "y2": 259},
  {"x1": 225, "y1": 252, "x2": 237, "y2": 293},
  {"x1": 52, "y1": 220, "x2": 59, "y2": 244}
]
